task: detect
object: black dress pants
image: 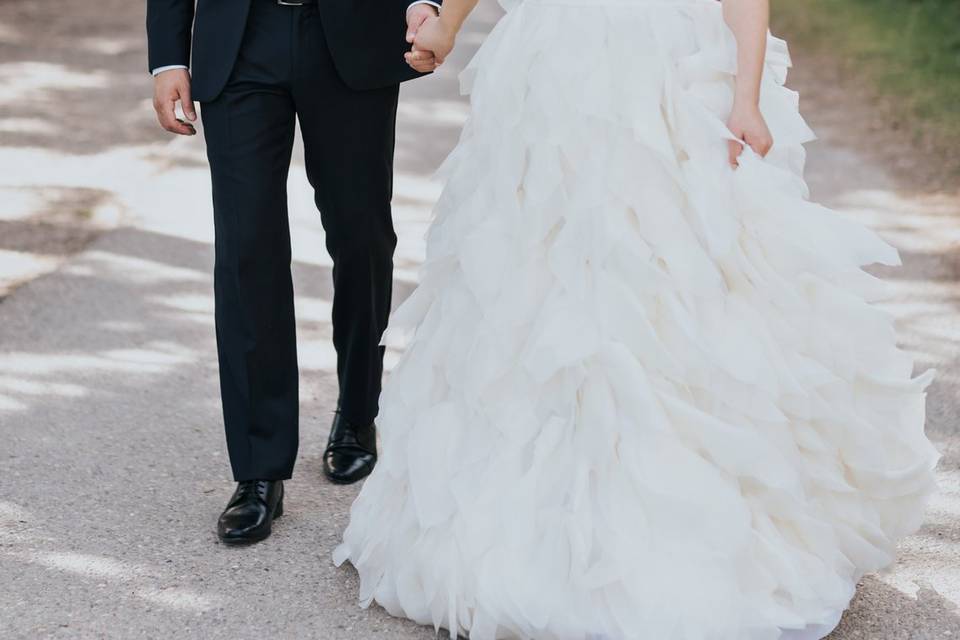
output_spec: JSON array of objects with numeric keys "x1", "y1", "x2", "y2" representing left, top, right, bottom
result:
[{"x1": 201, "y1": 0, "x2": 399, "y2": 481}]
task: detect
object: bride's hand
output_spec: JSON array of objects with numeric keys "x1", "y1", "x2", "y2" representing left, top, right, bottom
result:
[
  {"x1": 726, "y1": 102, "x2": 773, "y2": 168},
  {"x1": 411, "y1": 16, "x2": 457, "y2": 66}
]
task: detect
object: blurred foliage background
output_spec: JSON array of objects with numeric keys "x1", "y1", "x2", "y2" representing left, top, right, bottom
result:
[{"x1": 772, "y1": 0, "x2": 960, "y2": 175}]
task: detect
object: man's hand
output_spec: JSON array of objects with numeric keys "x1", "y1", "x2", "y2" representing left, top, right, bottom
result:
[
  {"x1": 405, "y1": 3, "x2": 440, "y2": 73},
  {"x1": 153, "y1": 68, "x2": 197, "y2": 136}
]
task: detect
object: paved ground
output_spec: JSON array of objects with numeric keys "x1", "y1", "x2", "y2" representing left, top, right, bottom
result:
[{"x1": 1, "y1": 1, "x2": 959, "y2": 638}]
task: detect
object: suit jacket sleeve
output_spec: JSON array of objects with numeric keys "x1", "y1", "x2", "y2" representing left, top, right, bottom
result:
[{"x1": 146, "y1": 0, "x2": 196, "y2": 72}]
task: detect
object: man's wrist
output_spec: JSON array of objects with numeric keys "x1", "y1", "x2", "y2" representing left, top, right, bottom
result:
[
  {"x1": 407, "y1": 0, "x2": 441, "y2": 13},
  {"x1": 152, "y1": 64, "x2": 188, "y2": 77}
]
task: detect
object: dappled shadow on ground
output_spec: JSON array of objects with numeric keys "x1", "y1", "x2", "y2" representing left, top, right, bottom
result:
[
  {"x1": 0, "y1": 224, "x2": 423, "y2": 638},
  {"x1": 836, "y1": 575, "x2": 960, "y2": 638},
  {"x1": 0, "y1": 0, "x2": 167, "y2": 155},
  {"x1": 0, "y1": 0, "x2": 191, "y2": 297}
]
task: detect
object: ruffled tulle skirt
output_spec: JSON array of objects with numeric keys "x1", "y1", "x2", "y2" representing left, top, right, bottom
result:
[{"x1": 334, "y1": 1, "x2": 939, "y2": 638}]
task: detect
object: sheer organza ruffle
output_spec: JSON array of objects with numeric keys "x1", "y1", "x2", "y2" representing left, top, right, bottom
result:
[{"x1": 334, "y1": 2, "x2": 938, "y2": 639}]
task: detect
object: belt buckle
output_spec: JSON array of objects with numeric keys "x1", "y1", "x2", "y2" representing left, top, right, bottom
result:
[{"x1": 277, "y1": 0, "x2": 306, "y2": 5}]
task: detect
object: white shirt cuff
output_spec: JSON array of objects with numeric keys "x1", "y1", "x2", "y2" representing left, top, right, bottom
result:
[
  {"x1": 152, "y1": 64, "x2": 188, "y2": 77},
  {"x1": 407, "y1": 0, "x2": 441, "y2": 11}
]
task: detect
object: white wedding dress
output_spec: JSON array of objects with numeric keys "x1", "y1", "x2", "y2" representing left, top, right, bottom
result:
[{"x1": 334, "y1": 0, "x2": 940, "y2": 638}]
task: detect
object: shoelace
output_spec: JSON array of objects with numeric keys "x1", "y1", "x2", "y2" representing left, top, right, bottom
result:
[{"x1": 236, "y1": 479, "x2": 269, "y2": 499}]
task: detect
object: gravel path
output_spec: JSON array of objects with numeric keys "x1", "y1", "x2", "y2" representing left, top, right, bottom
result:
[{"x1": 1, "y1": 1, "x2": 958, "y2": 638}]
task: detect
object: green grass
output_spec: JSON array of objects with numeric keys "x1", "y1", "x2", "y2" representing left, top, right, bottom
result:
[{"x1": 772, "y1": 0, "x2": 960, "y2": 157}]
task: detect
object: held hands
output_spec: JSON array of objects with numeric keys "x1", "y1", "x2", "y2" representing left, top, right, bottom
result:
[
  {"x1": 726, "y1": 101, "x2": 773, "y2": 168},
  {"x1": 405, "y1": 4, "x2": 442, "y2": 73},
  {"x1": 412, "y1": 17, "x2": 456, "y2": 65},
  {"x1": 153, "y1": 68, "x2": 196, "y2": 136},
  {"x1": 405, "y1": 5, "x2": 456, "y2": 72}
]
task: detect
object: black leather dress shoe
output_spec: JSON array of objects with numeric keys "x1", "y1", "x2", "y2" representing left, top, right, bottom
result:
[
  {"x1": 217, "y1": 480, "x2": 284, "y2": 545},
  {"x1": 323, "y1": 412, "x2": 377, "y2": 484}
]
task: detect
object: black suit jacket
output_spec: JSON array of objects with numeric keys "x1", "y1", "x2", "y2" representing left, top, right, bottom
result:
[{"x1": 147, "y1": 0, "x2": 438, "y2": 102}]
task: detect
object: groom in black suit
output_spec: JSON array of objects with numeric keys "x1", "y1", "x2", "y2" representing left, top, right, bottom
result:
[{"x1": 147, "y1": 0, "x2": 440, "y2": 544}]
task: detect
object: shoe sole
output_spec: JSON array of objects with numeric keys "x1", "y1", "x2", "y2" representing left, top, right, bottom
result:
[
  {"x1": 324, "y1": 463, "x2": 375, "y2": 485},
  {"x1": 218, "y1": 499, "x2": 283, "y2": 546}
]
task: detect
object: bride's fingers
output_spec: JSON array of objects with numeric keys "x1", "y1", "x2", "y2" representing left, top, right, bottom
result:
[
  {"x1": 409, "y1": 47, "x2": 434, "y2": 61},
  {"x1": 405, "y1": 48, "x2": 437, "y2": 72},
  {"x1": 727, "y1": 138, "x2": 744, "y2": 168},
  {"x1": 408, "y1": 59, "x2": 436, "y2": 72},
  {"x1": 750, "y1": 135, "x2": 773, "y2": 157},
  {"x1": 741, "y1": 129, "x2": 773, "y2": 158}
]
